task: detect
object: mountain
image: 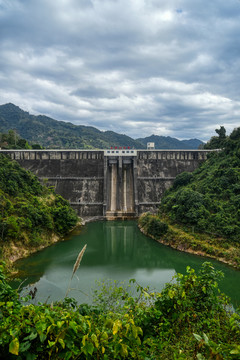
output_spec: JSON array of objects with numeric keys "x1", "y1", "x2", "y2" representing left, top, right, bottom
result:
[
  {"x1": 0, "y1": 103, "x2": 144, "y2": 149},
  {"x1": 0, "y1": 103, "x2": 203, "y2": 149},
  {"x1": 136, "y1": 135, "x2": 203, "y2": 150},
  {"x1": 181, "y1": 138, "x2": 203, "y2": 149}
]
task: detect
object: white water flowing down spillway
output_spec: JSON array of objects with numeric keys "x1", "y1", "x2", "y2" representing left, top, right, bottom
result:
[
  {"x1": 106, "y1": 157, "x2": 136, "y2": 219},
  {"x1": 123, "y1": 165, "x2": 127, "y2": 212},
  {"x1": 110, "y1": 163, "x2": 117, "y2": 212}
]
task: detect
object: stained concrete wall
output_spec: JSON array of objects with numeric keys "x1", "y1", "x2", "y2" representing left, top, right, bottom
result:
[
  {"x1": 1, "y1": 149, "x2": 211, "y2": 218},
  {"x1": 2, "y1": 150, "x2": 105, "y2": 218},
  {"x1": 135, "y1": 150, "x2": 209, "y2": 214}
]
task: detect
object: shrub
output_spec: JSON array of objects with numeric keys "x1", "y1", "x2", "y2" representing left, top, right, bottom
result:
[
  {"x1": 172, "y1": 171, "x2": 193, "y2": 189},
  {"x1": 0, "y1": 263, "x2": 239, "y2": 359},
  {"x1": 139, "y1": 213, "x2": 168, "y2": 238},
  {"x1": 0, "y1": 155, "x2": 78, "y2": 247}
]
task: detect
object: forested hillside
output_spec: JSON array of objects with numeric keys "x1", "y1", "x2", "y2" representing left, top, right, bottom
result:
[
  {"x1": 137, "y1": 134, "x2": 203, "y2": 150},
  {"x1": 0, "y1": 103, "x2": 203, "y2": 149},
  {"x1": 139, "y1": 127, "x2": 240, "y2": 268},
  {"x1": 0, "y1": 130, "x2": 42, "y2": 149},
  {"x1": 0, "y1": 155, "x2": 78, "y2": 263},
  {"x1": 161, "y1": 127, "x2": 240, "y2": 239},
  {"x1": 0, "y1": 103, "x2": 143, "y2": 149}
]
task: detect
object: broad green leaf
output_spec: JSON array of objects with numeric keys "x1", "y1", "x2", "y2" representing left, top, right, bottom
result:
[
  {"x1": 87, "y1": 320, "x2": 91, "y2": 330},
  {"x1": 82, "y1": 335, "x2": 88, "y2": 346},
  {"x1": 57, "y1": 320, "x2": 64, "y2": 328},
  {"x1": 168, "y1": 289, "x2": 175, "y2": 299},
  {"x1": 101, "y1": 332, "x2": 108, "y2": 341},
  {"x1": 193, "y1": 333, "x2": 202, "y2": 342},
  {"x1": 26, "y1": 353, "x2": 38, "y2": 360},
  {"x1": 136, "y1": 336, "x2": 141, "y2": 346},
  {"x1": 83, "y1": 342, "x2": 94, "y2": 355},
  {"x1": 19, "y1": 341, "x2": 31, "y2": 352},
  {"x1": 48, "y1": 340, "x2": 55, "y2": 347},
  {"x1": 35, "y1": 321, "x2": 47, "y2": 334},
  {"x1": 58, "y1": 338, "x2": 65, "y2": 349},
  {"x1": 197, "y1": 354, "x2": 205, "y2": 360},
  {"x1": 132, "y1": 325, "x2": 138, "y2": 339},
  {"x1": 203, "y1": 333, "x2": 209, "y2": 345},
  {"x1": 91, "y1": 333, "x2": 99, "y2": 348},
  {"x1": 69, "y1": 321, "x2": 77, "y2": 333},
  {"x1": 113, "y1": 320, "x2": 122, "y2": 335},
  {"x1": 230, "y1": 345, "x2": 240, "y2": 354},
  {"x1": 120, "y1": 343, "x2": 128, "y2": 357},
  {"x1": 143, "y1": 290, "x2": 150, "y2": 298},
  {"x1": 65, "y1": 352, "x2": 73, "y2": 360},
  {"x1": 9, "y1": 338, "x2": 19, "y2": 355},
  {"x1": 40, "y1": 333, "x2": 47, "y2": 343},
  {"x1": 24, "y1": 332, "x2": 38, "y2": 341},
  {"x1": 137, "y1": 326, "x2": 143, "y2": 336},
  {"x1": 46, "y1": 325, "x2": 53, "y2": 335}
]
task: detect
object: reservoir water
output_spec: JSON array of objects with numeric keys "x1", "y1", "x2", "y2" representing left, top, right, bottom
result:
[{"x1": 13, "y1": 221, "x2": 240, "y2": 307}]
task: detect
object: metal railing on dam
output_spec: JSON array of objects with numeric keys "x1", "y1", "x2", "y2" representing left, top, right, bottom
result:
[{"x1": 0, "y1": 149, "x2": 213, "y2": 219}]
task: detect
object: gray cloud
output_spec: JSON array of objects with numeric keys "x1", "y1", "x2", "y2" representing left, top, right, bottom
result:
[{"x1": 0, "y1": 0, "x2": 240, "y2": 142}]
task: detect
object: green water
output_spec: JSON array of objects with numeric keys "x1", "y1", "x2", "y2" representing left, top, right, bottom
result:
[{"x1": 13, "y1": 221, "x2": 240, "y2": 307}]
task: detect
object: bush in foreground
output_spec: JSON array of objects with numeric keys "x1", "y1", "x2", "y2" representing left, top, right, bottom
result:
[{"x1": 0, "y1": 262, "x2": 239, "y2": 359}]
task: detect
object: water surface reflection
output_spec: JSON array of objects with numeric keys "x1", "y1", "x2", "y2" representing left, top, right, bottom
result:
[{"x1": 14, "y1": 221, "x2": 240, "y2": 307}]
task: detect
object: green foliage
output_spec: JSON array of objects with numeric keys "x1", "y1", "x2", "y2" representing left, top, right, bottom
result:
[
  {"x1": 0, "y1": 263, "x2": 239, "y2": 359},
  {"x1": 51, "y1": 195, "x2": 79, "y2": 235},
  {"x1": 161, "y1": 188, "x2": 210, "y2": 228},
  {"x1": 160, "y1": 126, "x2": 240, "y2": 241},
  {"x1": 0, "y1": 130, "x2": 42, "y2": 149},
  {"x1": 172, "y1": 171, "x2": 193, "y2": 189},
  {"x1": 204, "y1": 126, "x2": 227, "y2": 149},
  {"x1": 139, "y1": 213, "x2": 168, "y2": 238},
  {"x1": 0, "y1": 155, "x2": 78, "y2": 249},
  {"x1": 0, "y1": 263, "x2": 20, "y2": 303}
]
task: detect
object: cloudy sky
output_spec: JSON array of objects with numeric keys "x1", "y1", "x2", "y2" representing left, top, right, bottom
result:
[{"x1": 0, "y1": 0, "x2": 240, "y2": 141}]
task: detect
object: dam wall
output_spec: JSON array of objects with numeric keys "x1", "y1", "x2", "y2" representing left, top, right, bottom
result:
[
  {"x1": 1, "y1": 149, "x2": 211, "y2": 218},
  {"x1": 136, "y1": 150, "x2": 207, "y2": 214}
]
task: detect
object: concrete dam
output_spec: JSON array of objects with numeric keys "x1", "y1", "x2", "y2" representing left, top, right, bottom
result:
[{"x1": 2, "y1": 149, "x2": 211, "y2": 219}]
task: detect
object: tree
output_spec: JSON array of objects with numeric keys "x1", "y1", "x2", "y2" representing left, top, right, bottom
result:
[{"x1": 204, "y1": 126, "x2": 227, "y2": 149}]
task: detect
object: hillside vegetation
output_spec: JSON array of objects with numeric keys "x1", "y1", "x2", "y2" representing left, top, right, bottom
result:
[
  {"x1": 0, "y1": 130, "x2": 42, "y2": 150},
  {"x1": 0, "y1": 103, "x2": 203, "y2": 149},
  {"x1": 0, "y1": 154, "x2": 78, "y2": 263},
  {"x1": 139, "y1": 127, "x2": 240, "y2": 268}
]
